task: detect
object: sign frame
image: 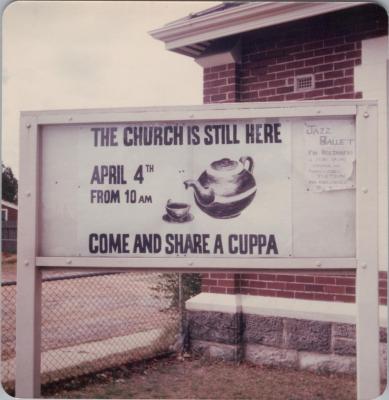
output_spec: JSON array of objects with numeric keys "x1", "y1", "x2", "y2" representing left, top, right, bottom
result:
[{"x1": 16, "y1": 100, "x2": 380, "y2": 399}]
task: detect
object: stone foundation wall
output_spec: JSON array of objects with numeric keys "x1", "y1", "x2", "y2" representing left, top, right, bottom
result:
[{"x1": 187, "y1": 310, "x2": 387, "y2": 379}]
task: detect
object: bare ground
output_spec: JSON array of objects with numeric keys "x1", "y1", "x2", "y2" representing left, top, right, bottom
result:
[{"x1": 43, "y1": 355, "x2": 362, "y2": 400}]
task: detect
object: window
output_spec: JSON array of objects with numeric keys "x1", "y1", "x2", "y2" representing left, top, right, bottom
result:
[{"x1": 1, "y1": 209, "x2": 8, "y2": 221}]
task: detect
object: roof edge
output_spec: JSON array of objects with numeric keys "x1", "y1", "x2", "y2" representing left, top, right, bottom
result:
[
  {"x1": 2, "y1": 200, "x2": 18, "y2": 209},
  {"x1": 150, "y1": 2, "x2": 365, "y2": 54}
]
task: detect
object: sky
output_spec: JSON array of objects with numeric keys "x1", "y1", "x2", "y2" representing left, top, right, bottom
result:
[{"x1": 2, "y1": 1, "x2": 220, "y2": 177}]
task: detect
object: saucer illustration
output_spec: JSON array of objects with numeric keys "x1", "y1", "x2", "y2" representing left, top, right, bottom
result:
[
  {"x1": 163, "y1": 199, "x2": 193, "y2": 223},
  {"x1": 162, "y1": 213, "x2": 194, "y2": 223}
]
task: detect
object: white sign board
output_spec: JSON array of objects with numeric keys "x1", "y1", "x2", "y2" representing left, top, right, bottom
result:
[
  {"x1": 39, "y1": 116, "x2": 355, "y2": 259},
  {"x1": 40, "y1": 120, "x2": 291, "y2": 258}
]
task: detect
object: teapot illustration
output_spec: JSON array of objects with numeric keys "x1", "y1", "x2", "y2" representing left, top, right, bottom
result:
[{"x1": 184, "y1": 156, "x2": 256, "y2": 219}]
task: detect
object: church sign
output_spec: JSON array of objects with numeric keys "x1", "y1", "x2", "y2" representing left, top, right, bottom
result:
[{"x1": 16, "y1": 101, "x2": 380, "y2": 399}]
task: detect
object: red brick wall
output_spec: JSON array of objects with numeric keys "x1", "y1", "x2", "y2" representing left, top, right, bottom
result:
[
  {"x1": 203, "y1": 4, "x2": 387, "y2": 104},
  {"x1": 201, "y1": 271, "x2": 387, "y2": 305},
  {"x1": 204, "y1": 63, "x2": 239, "y2": 103},
  {"x1": 201, "y1": 4, "x2": 388, "y2": 304}
]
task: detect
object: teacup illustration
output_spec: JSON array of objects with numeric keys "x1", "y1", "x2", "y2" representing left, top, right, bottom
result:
[
  {"x1": 163, "y1": 199, "x2": 193, "y2": 223},
  {"x1": 166, "y1": 199, "x2": 190, "y2": 219}
]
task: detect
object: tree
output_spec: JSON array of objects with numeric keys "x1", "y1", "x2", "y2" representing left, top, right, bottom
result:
[
  {"x1": 2, "y1": 164, "x2": 18, "y2": 204},
  {"x1": 152, "y1": 273, "x2": 202, "y2": 311}
]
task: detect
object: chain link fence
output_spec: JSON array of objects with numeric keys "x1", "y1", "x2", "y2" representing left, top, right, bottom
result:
[
  {"x1": 1, "y1": 280, "x2": 16, "y2": 391},
  {"x1": 2, "y1": 270, "x2": 199, "y2": 394}
]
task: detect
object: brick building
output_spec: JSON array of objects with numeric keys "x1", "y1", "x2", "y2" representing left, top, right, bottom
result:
[
  {"x1": 151, "y1": 2, "x2": 388, "y2": 376},
  {"x1": 1, "y1": 200, "x2": 17, "y2": 223}
]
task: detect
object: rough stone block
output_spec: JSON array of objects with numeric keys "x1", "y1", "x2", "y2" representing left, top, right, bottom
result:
[
  {"x1": 191, "y1": 340, "x2": 240, "y2": 362},
  {"x1": 333, "y1": 337, "x2": 356, "y2": 356},
  {"x1": 333, "y1": 323, "x2": 356, "y2": 339},
  {"x1": 299, "y1": 352, "x2": 356, "y2": 375},
  {"x1": 284, "y1": 318, "x2": 331, "y2": 353},
  {"x1": 245, "y1": 344, "x2": 298, "y2": 369},
  {"x1": 187, "y1": 310, "x2": 241, "y2": 345},
  {"x1": 190, "y1": 339, "x2": 210, "y2": 355},
  {"x1": 333, "y1": 323, "x2": 386, "y2": 343},
  {"x1": 243, "y1": 314, "x2": 283, "y2": 347}
]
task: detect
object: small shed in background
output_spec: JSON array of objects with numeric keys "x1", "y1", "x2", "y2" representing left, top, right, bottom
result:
[{"x1": 2, "y1": 200, "x2": 18, "y2": 253}]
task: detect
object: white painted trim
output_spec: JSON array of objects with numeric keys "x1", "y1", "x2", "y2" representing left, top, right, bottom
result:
[
  {"x1": 185, "y1": 292, "x2": 388, "y2": 327},
  {"x1": 35, "y1": 256, "x2": 357, "y2": 270},
  {"x1": 355, "y1": 103, "x2": 380, "y2": 399},
  {"x1": 1, "y1": 200, "x2": 18, "y2": 210},
  {"x1": 354, "y1": 36, "x2": 388, "y2": 272},
  {"x1": 15, "y1": 117, "x2": 42, "y2": 398},
  {"x1": 195, "y1": 50, "x2": 239, "y2": 68},
  {"x1": 21, "y1": 99, "x2": 366, "y2": 117},
  {"x1": 186, "y1": 292, "x2": 242, "y2": 314},
  {"x1": 195, "y1": 38, "x2": 241, "y2": 68},
  {"x1": 21, "y1": 99, "x2": 365, "y2": 123},
  {"x1": 150, "y1": 2, "x2": 362, "y2": 53}
]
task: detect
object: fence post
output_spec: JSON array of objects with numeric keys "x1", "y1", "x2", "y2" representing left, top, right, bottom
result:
[{"x1": 178, "y1": 273, "x2": 184, "y2": 334}]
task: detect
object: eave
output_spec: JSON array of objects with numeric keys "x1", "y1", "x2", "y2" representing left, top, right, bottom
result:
[
  {"x1": 1, "y1": 200, "x2": 18, "y2": 210},
  {"x1": 150, "y1": 2, "x2": 364, "y2": 58}
]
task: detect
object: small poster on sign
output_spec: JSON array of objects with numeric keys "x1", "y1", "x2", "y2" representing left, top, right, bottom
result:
[{"x1": 303, "y1": 119, "x2": 355, "y2": 192}]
